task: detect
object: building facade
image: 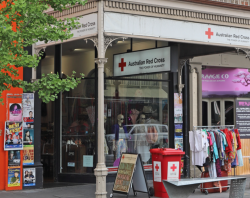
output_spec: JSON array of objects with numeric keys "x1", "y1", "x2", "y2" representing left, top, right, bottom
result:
[{"x1": 1, "y1": 0, "x2": 250, "y2": 191}]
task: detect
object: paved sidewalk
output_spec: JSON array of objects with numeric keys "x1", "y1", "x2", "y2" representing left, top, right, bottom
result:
[{"x1": 0, "y1": 179, "x2": 250, "y2": 198}]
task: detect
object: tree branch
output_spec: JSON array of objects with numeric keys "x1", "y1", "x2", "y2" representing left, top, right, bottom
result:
[
  {"x1": 22, "y1": 20, "x2": 31, "y2": 29},
  {"x1": 0, "y1": 41, "x2": 3, "y2": 49}
]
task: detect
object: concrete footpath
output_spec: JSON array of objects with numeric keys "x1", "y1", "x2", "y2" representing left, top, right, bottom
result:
[{"x1": 1, "y1": 179, "x2": 250, "y2": 198}]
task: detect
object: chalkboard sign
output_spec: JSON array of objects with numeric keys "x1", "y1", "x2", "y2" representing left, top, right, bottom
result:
[
  {"x1": 229, "y1": 178, "x2": 246, "y2": 198},
  {"x1": 111, "y1": 153, "x2": 150, "y2": 198}
]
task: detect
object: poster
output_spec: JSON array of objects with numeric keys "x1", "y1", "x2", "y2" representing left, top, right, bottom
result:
[
  {"x1": 23, "y1": 168, "x2": 36, "y2": 186},
  {"x1": 23, "y1": 145, "x2": 34, "y2": 165},
  {"x1": 236, "y1": 100, "x2": 250, "y2": 139},
  {"x1": 113, "y1": 154, "x2": 137, "y2": 193},
  {"x1": 175, "y1": 138, "x2": 183, "y2": 151},
  {"x1": 8, "y1": 168, "x2": 20, "y2": 187},
  {"x1": 174, "y1": 124, "x2": 183, "y2": 137},
  {"x1": 174, "y1": 93, "x2": 183, "y2": 123},
  {"x1": 4, "y1": 122, "x2": 23, "y2": 150},
  {"x1": 8, "y1": 150, "x2": 21, "y2": 167},
  {"x1": 22, "y1": 93, "x2": 34, "y2": 128},
  {"x1": 23, "y1": 129, "x2": 34, "y2": 145},
  {"x1": 9, "y1": 103, "x2": 22, "y2": 122}
]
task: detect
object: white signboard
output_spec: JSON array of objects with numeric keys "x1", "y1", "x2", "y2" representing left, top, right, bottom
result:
[
  {"x1": 153, "y1": 161, "x2": 161, "y2": 182},
  {"x1": 114, "y1": 47, "x2": 170, "y2": 76},
  {"x1": 105, "y1": 12, "x2": 250, "y2": 48},
  {"x1": 36, "y1": 13, "x2": 97, "y2": 46},
  {"x1": 83, "y1": 155, "x2": 93, "y2": 167},
  {"x1": 167, "y1": 162, "x2": 179, "y2": 181}
]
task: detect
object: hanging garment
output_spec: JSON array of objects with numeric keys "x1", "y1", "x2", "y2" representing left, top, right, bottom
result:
[
  {"x1": 208, "y1": 161, "x2": 217, "y2": 178},
  {"x1": 237, "y1": 149, "x2": 244, "y2": 167},
  {"x1": 189, "y1": 130, "x2": 207, "y2": 166},
  {"x1": 234, "y1": 129, "x2": 242, "y2": 150},
  {"x1": 223, "y1": 128, "x2": 233, "y2": 153},
  {"x1": 216, "y1": 158, "x2": 222, "y2": 177}
]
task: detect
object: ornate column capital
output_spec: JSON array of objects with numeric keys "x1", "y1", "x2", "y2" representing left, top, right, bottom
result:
[
  {"x1": 178, "y1": 59, "x2": 189, "y2": 96},
  {"x1": 236, "y1": 48, "x2": 250, "y2": 60},
  {"x1": 94, "y1": 58, "x2": 108, "y2": 65},
  {"x1": 85, "y1": 36, "x2": 127, "y2": 55},
  {"x1": 34, "y1": 47, "x2": 46, "y2": 56}
]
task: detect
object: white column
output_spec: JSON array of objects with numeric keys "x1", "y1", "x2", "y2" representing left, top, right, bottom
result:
[{"x1": 94, "y1": 0, "x2": 108, "y2": 198}]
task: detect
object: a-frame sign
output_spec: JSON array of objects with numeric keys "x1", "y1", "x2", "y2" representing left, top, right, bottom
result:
[{"x1": 110, "y1": 153, "x2": 150, "y2": 198}]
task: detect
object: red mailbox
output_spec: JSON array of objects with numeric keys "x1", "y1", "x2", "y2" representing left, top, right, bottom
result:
[{"x1": 150, "y1": 148, "x2": 185, "y2": 198}]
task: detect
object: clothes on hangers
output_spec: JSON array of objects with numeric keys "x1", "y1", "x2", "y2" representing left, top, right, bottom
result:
[{"x1": 190, "y1": 127, "x2": 243, "y2": 178}]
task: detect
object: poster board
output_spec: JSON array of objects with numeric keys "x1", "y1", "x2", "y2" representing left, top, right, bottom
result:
[
  {"x1": 236, "y1": 99, "x2": 250, "y2": 139},
  {"x1": 23, "y1": 168, "x2": 36, "y2": 186},
  {"x1": 111, "y1": 153, "x2": 150, "y2": 197},
  {"x1": 4, "y1": 122, "x2": 23, "y2": 151}
]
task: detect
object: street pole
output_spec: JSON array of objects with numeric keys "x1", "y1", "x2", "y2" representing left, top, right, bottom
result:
[{"x1": 94, "y1": 0, "x2": 108, "y2": 197}]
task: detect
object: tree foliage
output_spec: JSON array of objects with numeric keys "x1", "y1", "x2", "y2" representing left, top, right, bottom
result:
[
  {"x1": 232, "y1": 71, "x2": 250, "y2": 86},
  {"x1": 0, "y1": 0, "x2": 87, "y2": 104}
]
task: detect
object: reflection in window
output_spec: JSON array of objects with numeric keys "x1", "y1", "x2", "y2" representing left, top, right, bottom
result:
[
  {"x1": 104, "y1": 78, "x2": 169, "y2": 167},
  {"x1": 61, "y1": 79, "x2": 96, "y2": 174},
  {"x1": 211, "y1": 101, "x2": 221, "y2": 126}
]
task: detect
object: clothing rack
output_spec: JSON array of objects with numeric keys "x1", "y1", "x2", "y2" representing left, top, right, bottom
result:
[{"x1": 192, "y1": 125, "x2": 235, "y2": 178}]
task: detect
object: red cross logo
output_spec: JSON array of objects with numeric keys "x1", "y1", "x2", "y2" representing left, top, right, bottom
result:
[
  {"x1": 155, "y1": 164, "x2": 159, "y2": 171},
  {"x1": 171, "y1": 164, "x2": 177, "y2": 171},
  {"x1": 205, "y1": 28, "x2": 213, "y2": 39},
  {"x1": 122, "y1": 155, "x2": 125, "y2": 159},
  {"x1": 119, "y1": 58, "x2": 126, "y2": 72}
]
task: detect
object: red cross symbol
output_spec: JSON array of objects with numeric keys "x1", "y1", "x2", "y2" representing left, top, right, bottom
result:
[
  {"x1": 119, "y1": 58, "x2": 126, "y2": 72},
  {"x1": 122, "y1": 155, "x2": 125, "y2": 159},
  {"x1": 171, "y1": 164, "x2": 177, "y2": 171},
  {"x1": 155, "y1": 164, "x2": 159, "y2": 171},
  {"x1": 205, "y1": 28, "x2": 213, "y2": 39}
]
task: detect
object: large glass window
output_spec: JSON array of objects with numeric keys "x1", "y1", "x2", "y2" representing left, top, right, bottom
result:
[
  {"x1": 41, "y1": 45, "x2": 55, "y2": 180},
  {"x1": 104, "y1": 74, "x2": 169, "y2": 168},
  {"x1": 60, "y1": 40, "x2": 95, "y2": 174},
  {"x1": 61, "y1": 79, "x2": 96, "y2": 174}
]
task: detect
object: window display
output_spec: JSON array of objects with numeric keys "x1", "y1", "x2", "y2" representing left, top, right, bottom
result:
[{"x1": 104, "y1": 74, "x2": 169, "y2": 170}]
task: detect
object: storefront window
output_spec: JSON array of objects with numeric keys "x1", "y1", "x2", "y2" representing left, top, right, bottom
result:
[
  {"x1": 225, "y1": 101, "x2": 234, "y2": 125},
  {"x1": 41, "y1": 45, "x2": 55, "y2": 179},
  {"x1": 61, "y1": 79, "x2": 96, "y2": 174},
  {"x1": 104, "y1": 75, "x2": 169, "y2": 168},
  {"x1": 41, "y1": 46, "x2": 55, "y2": 74},
  {"x1": 211, "y1": 101, "x2": 221, "y2": 125},
  {"x1": 60, "y1": 40, "x2": 95, "y2": 174}
]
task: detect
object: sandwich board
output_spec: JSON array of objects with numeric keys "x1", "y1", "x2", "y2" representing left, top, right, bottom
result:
[{"x1": 110, "y1": 153, "x2": 150, "y2": 198}]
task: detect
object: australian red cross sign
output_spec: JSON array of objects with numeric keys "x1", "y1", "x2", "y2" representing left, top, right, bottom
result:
[
  {"x1": 113, "y1": 47, "x2": 171, "y2": 77},
  {"x1": 167, "y1": 162, "x2": 179, "y2": 181},
  {"x1": 153, "y1": 161, "x2": 161, "y2": 182}
]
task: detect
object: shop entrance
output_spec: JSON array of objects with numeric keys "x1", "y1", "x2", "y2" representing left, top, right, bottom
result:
[{"x1": 41, "y1": 101, "x2": 55, "y2": 183}]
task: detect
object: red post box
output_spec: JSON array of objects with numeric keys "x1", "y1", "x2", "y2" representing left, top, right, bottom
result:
[{"x1": 150, "y1": 148, "x2": 185, "y2": 198}]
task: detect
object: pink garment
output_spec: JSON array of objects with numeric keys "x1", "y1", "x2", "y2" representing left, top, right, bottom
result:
[{"x1": 207, "y1": 132, "x2": 213, "y2": 146}]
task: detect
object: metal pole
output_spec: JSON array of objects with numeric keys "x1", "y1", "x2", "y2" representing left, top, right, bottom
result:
[
  {"x1": 183, "y1": 61, "x2": 190, "y2": 178},
  {"x1": 94, "y1": 1, "x2": 108, "y2": 197}
]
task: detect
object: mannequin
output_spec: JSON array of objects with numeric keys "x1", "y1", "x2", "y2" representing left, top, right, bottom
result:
[
  {"x1": 112, "y1": 114, "x2": 128, "y2": 160},
  {"x1": 134, "y1": 114, "x2": 150, "y2": 163}
]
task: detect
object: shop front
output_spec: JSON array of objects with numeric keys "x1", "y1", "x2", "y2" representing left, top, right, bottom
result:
[
  {"x1": 39, "y1": 37, "x2": 179, "y2": 183},
  {"x1": 26, "y1": 0, "x2": 250, "y2": 191}
]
